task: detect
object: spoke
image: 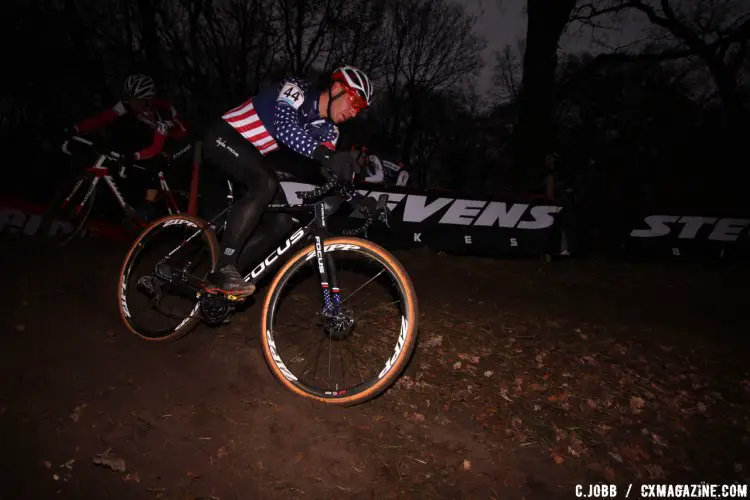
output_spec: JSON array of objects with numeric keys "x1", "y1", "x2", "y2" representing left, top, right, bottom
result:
[
  {"x1": 339, "y1": 337, "x2": 346, "y2": 390},
  {"x1": 356, "y1": 300, "x2": 401, "y2": 318},
  {"x1": 340, "y1": 269, "x2": 385, "y2": 305},
  {"x1": 343, "y1": 343, "x2": 366, "y2": 384}
]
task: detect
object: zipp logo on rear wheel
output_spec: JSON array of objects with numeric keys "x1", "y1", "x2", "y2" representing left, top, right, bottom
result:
[
  {"x1": 163, "y1": 218, "x2": 197, "y2": 228},
  {"x1": 120, "y1": 279, "x2": 131, "y2": 318}
]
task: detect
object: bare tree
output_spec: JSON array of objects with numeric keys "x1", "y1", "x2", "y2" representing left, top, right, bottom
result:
[
  {"x1": 573, "y1": 0, "x2": 750, "y2": 131},
  {"x1": 378, "y1": 0, "x2": 485, "y2": 178},
  {"x1": 492, "y1": 40, "x2": 525, "y2": 103}
]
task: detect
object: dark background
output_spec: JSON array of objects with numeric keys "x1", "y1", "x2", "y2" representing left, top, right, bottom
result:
[{"x1": 3, "y1": 0, "x2": 749, "y2": 256}]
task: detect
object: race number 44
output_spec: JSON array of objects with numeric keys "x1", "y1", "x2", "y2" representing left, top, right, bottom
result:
[{"x1": 278, "y1": 82, "x2": 304, "y2": 109}]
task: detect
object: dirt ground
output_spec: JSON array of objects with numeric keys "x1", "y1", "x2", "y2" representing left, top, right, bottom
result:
[{"x1": 1, "y1": 233, "x2": 749, "y2": 499}]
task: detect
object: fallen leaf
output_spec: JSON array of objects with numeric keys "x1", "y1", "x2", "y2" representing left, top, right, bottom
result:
[
  {"x1": 452, "y1": 361, "x2": 462, "y2": 370},
  {"x1": 548, "y1": 392, "x2": 569, "y2": 402},
  {"x1": 483, "y1": 370, "x2": 493, "y2": 378},
  {"x1": 122, "y1": 471, "x2": 140, "y2": 482},
  {"x1": 458, "y1": 353, "x2": 480, "y2": 364},
  {"x1": 93, "y1": 453, "x2": 126, "y2": 472},
  {"x1": 629, "y1": 396, "x2": 646, "y2": 414},
  {"x1": 462, "y1": 459, "x2": 472, "y2": 471}
]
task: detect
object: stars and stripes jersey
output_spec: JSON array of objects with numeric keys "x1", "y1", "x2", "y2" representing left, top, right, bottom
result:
[
  {"x1": 221, "y1": 77, "x2": 339, "y2": 158},
  {"x1": 73, "y1": 99, "x2": 189, "y2": 160}
]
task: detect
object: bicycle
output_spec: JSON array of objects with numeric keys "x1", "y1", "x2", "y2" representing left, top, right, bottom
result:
[
  {"x1": 37, "y1": 135, "x2": 192, "y2": 246},
  {"x1": 116, "y1": 168, "x2": 419, "y2": 406}
]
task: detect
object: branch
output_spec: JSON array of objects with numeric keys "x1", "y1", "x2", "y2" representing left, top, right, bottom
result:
[{"x1": 556, "y1": 46, "x2": 696, "y2": 100}]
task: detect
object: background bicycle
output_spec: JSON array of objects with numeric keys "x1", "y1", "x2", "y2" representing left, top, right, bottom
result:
[{"x1": 36, "y1": 135, "x2": 193, "y2": 246}]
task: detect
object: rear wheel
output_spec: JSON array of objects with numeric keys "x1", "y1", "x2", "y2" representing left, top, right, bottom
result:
[
  {"x1": 117, "y1": 214, "x2": 220, "y2": 342},
  {"x1": 260, "y1": 236, "x2": 419, "y2": 406}
]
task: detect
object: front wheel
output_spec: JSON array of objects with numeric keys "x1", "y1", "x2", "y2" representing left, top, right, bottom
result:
[
  {"x1": 260, "y1": 236, "x2": 419, "y2": 406},
  {"x1": 36, "y1": 171, "x2": 97, "y2": 246}
]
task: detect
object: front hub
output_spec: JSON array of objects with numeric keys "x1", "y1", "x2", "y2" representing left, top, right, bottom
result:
[{"x1": 323, "y1": 308, "x2": 356, "y2": 340}]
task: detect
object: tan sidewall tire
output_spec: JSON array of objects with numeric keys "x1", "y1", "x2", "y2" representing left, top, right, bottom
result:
[
  {"x1": 260, "y1": 236, "x2": 419, "y2": 406},
  {"x1": 116, "y1": 214, "x2": 220, "y2": 342}
]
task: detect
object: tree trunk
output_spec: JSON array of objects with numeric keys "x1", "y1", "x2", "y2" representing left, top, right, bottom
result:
[
  {"x1": 136, "y1": 0, "x2": 163, "y2": 81},
  {"x1": 511, "y1": 0, "x2": 577, "y2": 190}
]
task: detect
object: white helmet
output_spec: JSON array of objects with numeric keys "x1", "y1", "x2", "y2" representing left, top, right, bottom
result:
[
  {"x1": 124, "y1": 74, "x2": 156, "y2": 99},
  {"x1": 331, "y1": 65, "x2": 373, "y2": 106}
]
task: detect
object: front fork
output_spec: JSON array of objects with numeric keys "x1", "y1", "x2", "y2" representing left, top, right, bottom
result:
[{"x1": 313, "y1": 235, "x2": 342, "y2": 315}]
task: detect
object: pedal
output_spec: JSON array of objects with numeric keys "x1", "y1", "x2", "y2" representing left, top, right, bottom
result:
[
  {"x1": 137, "y1": 275, "x2": 158, "y2": 296},
  {"x1": 154, "y1": 263, "x2": 173, "y2": 281}
]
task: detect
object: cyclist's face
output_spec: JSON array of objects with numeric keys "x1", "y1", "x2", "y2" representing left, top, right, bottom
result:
[
  {"x1": 329, "y1": 83, "x2": 365, "y2": 123},
  {"x1": 130, "y1": 98, "x2": 152, "y2": 114}
]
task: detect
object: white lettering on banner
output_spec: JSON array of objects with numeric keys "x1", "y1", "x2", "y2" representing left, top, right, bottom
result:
[
  {"x1": 473, "y1": 202, "x2": 527, "y2": 227},
  {"x1": 712, "y1": 218, "x2": 750, "y2": 241},
  {"x1": 277, "y1": 181, "x2": 562, "y2": 230},
  {"x1": 440, "y1": 199, "x2": 487, "y2": 225},
  {"x1": 402, "y1": 195, "x2": 453, "y2": 223},
  {"x1": 519, "y1": 205, "x2": 564, "y2": 230},
  {"x1": 510, "y1": 238, "x2": 518, "y2": 247},
  {"x1": 414, "y1": 233, "x2": 422, "y2": 242},
  {"x1": 279, "y1": 181, "x2": 316, "y2": 205},
  {"x1": 364, "y1": 191, "x2": 406, "y2": 212},
  {"x1": 631, "y1": 215, "x2": 750, "y2": 242},
  {"x1": 0, "y1": 207, "x2": 73, "y2": 237},
  {"x1": 465, "y1": 235, "x2": 472, "y2": 244}
]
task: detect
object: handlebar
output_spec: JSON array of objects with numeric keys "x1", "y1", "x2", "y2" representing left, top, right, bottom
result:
[
  {"x1": 61, "y1": 135, "x2": 146, "y2": 177},
  {"x1": 295, "y1": 168, "x2": 390, "y2": 237},
  {"x1": 62, "y1": 135, "x2": 123, "y2": 161}
]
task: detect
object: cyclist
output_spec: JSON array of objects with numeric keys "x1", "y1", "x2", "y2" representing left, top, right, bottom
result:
[
  {"x1": 68, "y1": 74, "x2": 190, "y2": 221},
  {"x1": 200, "y1": 65, "x2": 372, "y2": 297},
  {"x1": 354, "y1": 146, "x2": 410, "y2": 187}
]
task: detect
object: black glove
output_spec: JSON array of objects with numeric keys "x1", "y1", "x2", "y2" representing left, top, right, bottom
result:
[
  {"x1": 355, "y1": 196, "x2": 378, "y2": 216},
  {"x1": 312, "y1": 145, "x2": 359, "y2": 181}
]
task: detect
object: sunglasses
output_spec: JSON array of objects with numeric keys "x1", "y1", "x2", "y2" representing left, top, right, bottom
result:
[{"x1": 343, "y1": 87, "x2": 368, "y2": 112}]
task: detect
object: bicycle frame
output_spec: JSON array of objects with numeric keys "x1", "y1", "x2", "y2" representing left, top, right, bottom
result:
[
  {"x1": 245, "y1": 201, "x2": 346, "y2": 310},
  {"x1": 198, "y1": 195, "x2": 344, "y2": 309},
  {"x1": 154, "y1": 171, "x2": 386, "y2": 312},
  {"x1": 62, "y1": 136, "x2": 182, "y2": 225}
]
